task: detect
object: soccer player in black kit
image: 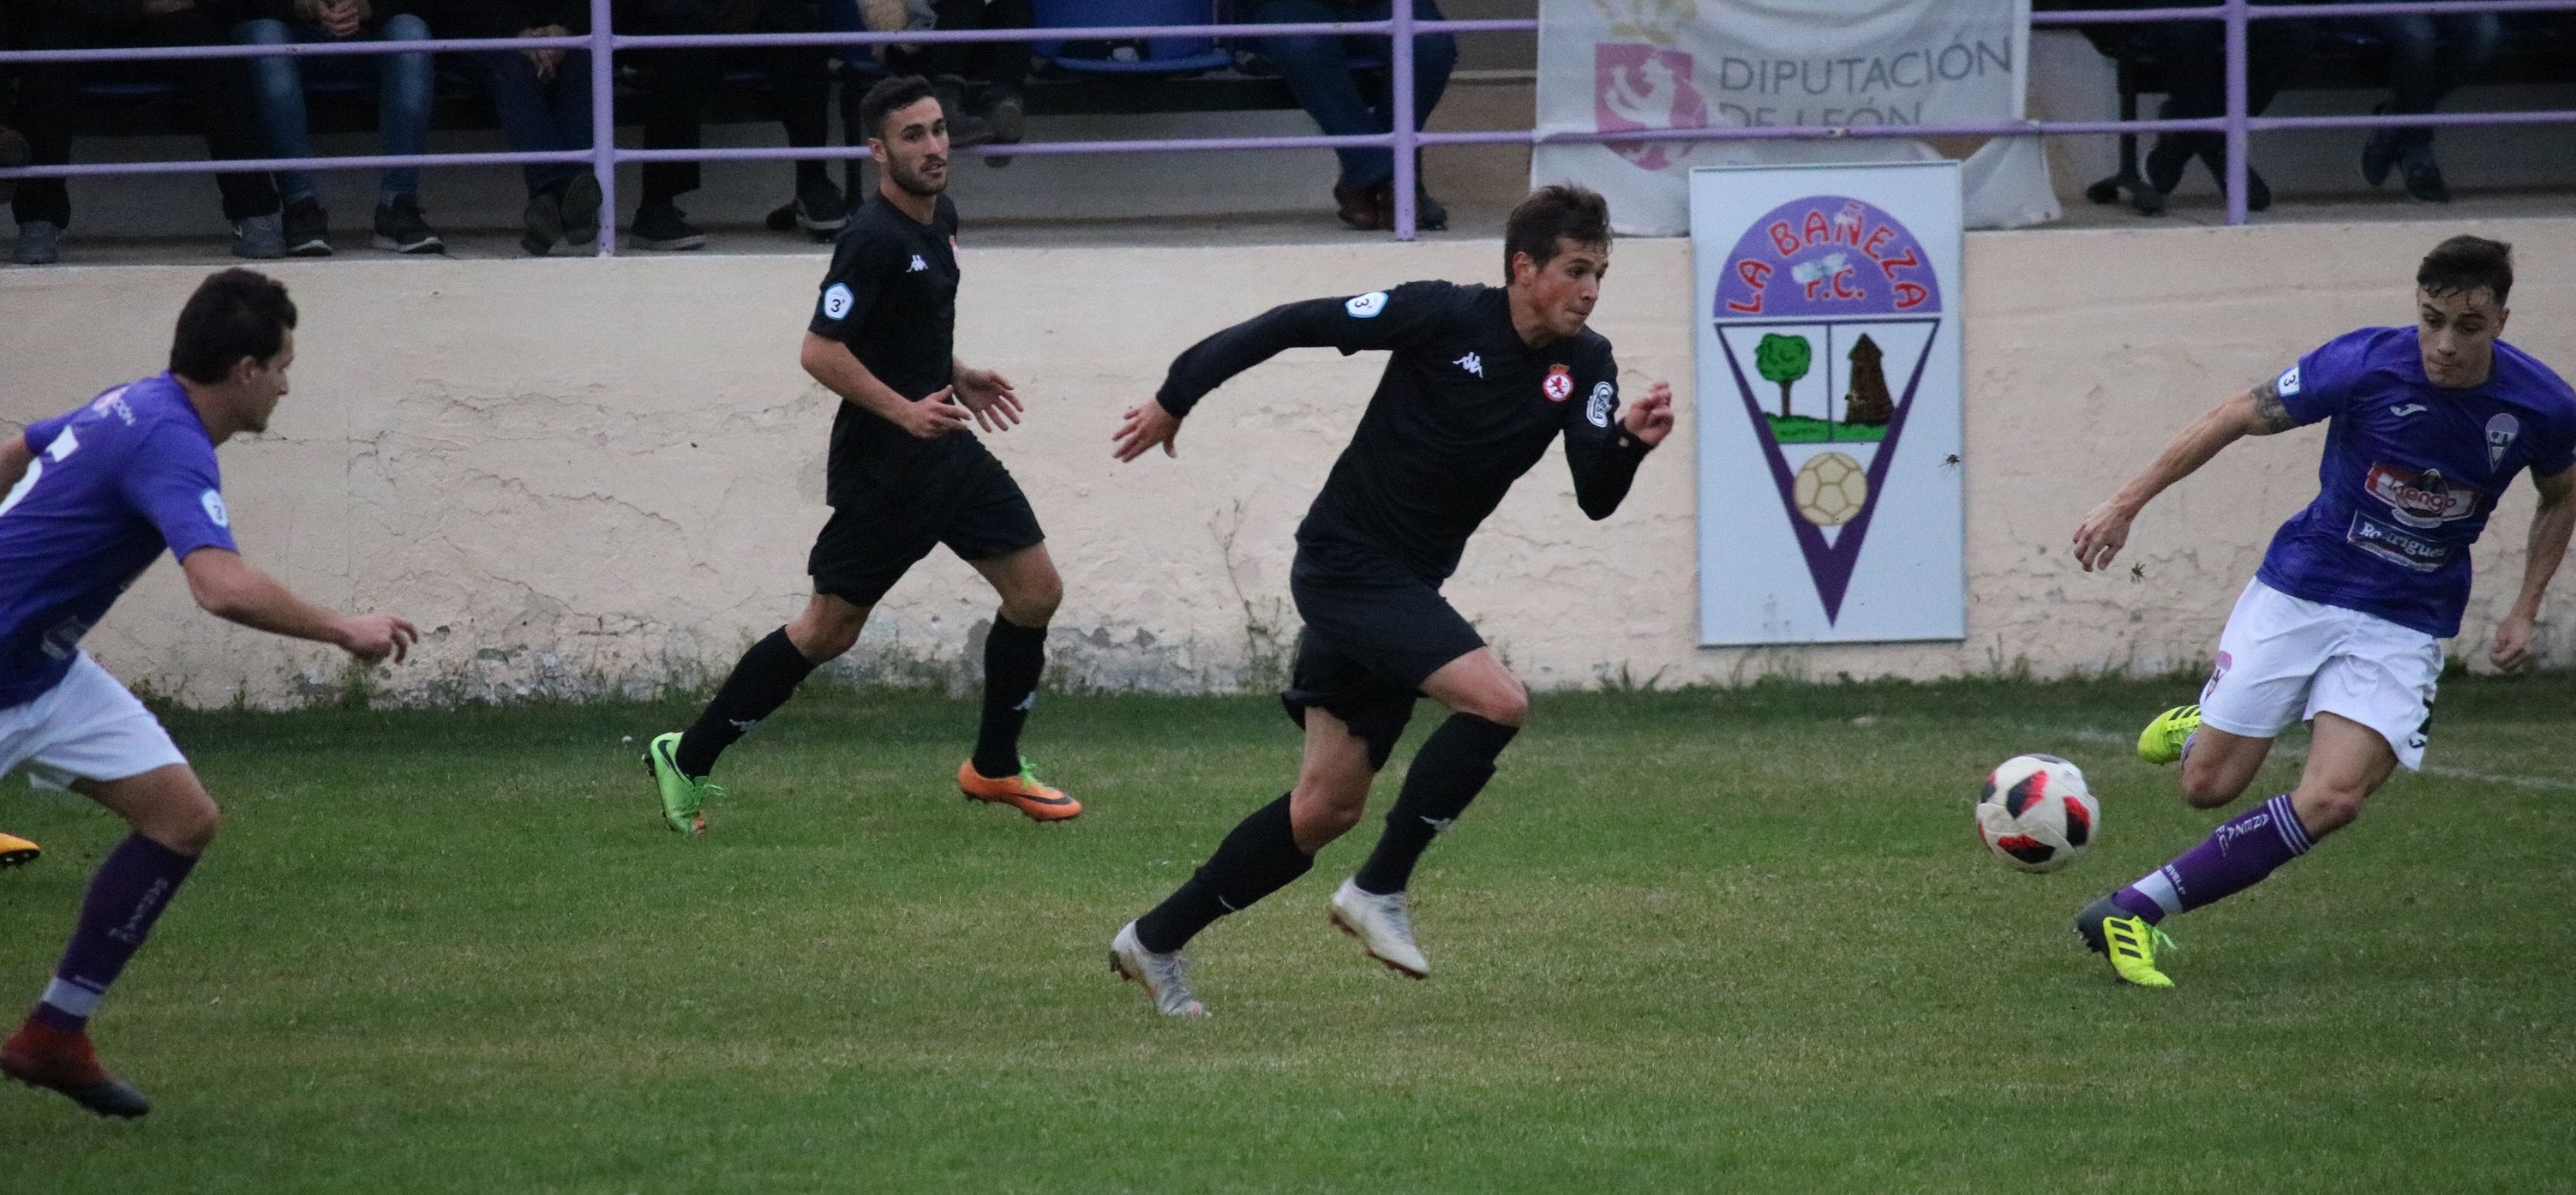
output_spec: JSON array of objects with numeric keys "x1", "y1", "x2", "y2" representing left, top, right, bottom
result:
[
  {"x1": 1105, "y1": 185, "x2": 1676, "y2": 1016},
  {"x1": 641, "y1": 75, "x2": 1078, "y2": 832}
]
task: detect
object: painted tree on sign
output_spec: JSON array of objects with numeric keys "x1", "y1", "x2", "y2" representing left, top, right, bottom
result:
[{"x1": 1755, "y1": 333, "x2": 1812, "y2": 419}]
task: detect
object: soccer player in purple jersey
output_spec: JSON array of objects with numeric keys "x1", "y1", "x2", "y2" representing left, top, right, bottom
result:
[
  {"x1": 0, "y1": 269, "x2": 417, "y2": 1116},
  {"x1": 2067, "y1": 236, "x2": 2576, "y2": 989}
]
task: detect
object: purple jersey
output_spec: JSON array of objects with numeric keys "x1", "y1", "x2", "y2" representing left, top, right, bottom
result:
[
  {"x1": 0, "y1": 374, "x2": 237, "y2": 709},
  {"x1": 2255, "y1": 327, "x2": 2576, "y2": 638}
]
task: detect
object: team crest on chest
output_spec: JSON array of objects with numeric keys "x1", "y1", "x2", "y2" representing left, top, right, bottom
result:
[
  {"x1": 2486, "y1": 412, "x2": 2520, "y2": 468},
  {"x1": 1543, "y1": 364, "x2": 1574, "y2": 402}
]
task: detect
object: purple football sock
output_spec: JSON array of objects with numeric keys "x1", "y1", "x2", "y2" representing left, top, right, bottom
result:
[
  {"x1": 2112, "y1": 793, "x2": 2312, "y2": 926},
  {"x1": 31, "y1": 833, "x2": 199, "y2": 1031}
]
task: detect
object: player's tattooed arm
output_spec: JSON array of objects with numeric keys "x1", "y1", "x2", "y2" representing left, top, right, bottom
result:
[{"x1": 2245, "y1": 378, "x2": 2297, "y2": 435}]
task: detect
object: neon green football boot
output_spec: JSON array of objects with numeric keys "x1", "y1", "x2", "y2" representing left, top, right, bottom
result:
[
  {"x1": 643, "y1": 731, "x2": 722, "y2": 835},
  {"x1": 2136, "y1": 704, "x2": 2202, "y2": 766},
  {"x1": 2075, "y1": 896, "x2": 2177, "y2": 989}
]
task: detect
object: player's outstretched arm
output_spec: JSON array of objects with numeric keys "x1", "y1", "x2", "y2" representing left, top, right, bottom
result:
[
  {"x1": 180, "y1": 548, "x2": 417, "y2": 664},
  {"x1": 1132, "y1": 286, "x2": 1458, "y2": 460},
  {"x1": 2071, "y1": 386, "x2": 2295, "y2": 572},
  {"x1": 800, "y1": 333, "x2": 972, "y2": 440},
  {"x1": 2492, "y1": 463, "x2": 2575, "y2": 671}
]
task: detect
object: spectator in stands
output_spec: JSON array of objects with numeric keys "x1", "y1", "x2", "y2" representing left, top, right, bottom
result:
[
  {"x1": 2357, "y1": 6, "x2": 2501, "y2": 203},
  {"x1": 8, "y1": 0, "x2": 285, "y2": 265},
  {"x1": 2138, "y1": 9, "x2": 2316, "y2": 213},
  {"x1": 412, "y1": 0, "x2": 600, "y2": 255},
  {"x1": 878, "y1": 0, "x2": 1031, "y2": 151},
  {"x1": 237, "y1": 0, "x2": 444, "y2": 255},
  {"x1": 2, "y1": 3, "x2": 26, "y2": 207},
  {"x1": 608, "y1": 0, "x2": 840, "y2": 250},
  {"x1": 1255, "y1": 0, "x2": 1455, "y2": 232}
]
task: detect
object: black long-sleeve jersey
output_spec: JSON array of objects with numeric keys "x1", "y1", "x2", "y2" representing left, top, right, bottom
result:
[{"x1": 1155, "y1": 280, "x2": 1654, "y2": 583}]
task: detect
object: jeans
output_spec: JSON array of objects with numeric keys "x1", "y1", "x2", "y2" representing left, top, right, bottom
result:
[
  {"x1": 2366, "y1": 9, "x2": 2502, "y2": 152},
  {"x1": 477, "y1": 50, "x2": 595, "y2": 196},
  {"x1": 2148, "y1": 15, "x2": 2316, "y2": 169},
  {"x1": 237, "y1": 15, "x2": 434, "y2": 205},
  {"x1": 1255, "y1": 0, "x2": 1457, "y2": 189}
]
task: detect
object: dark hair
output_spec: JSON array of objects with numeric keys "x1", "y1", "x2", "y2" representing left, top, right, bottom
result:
[
  {"x1": 2417, "y1": 235, "x2": 2512, "y2": 306},
  {"x1": 858, "y1": 75, "x2": 939, "y2": 144},
  {"x1": 1504, "y1": 184, "x2": 1612, "y2": 283},
  {"x1": 169, "y1": 267, "x2": 297, "y2": 383}
]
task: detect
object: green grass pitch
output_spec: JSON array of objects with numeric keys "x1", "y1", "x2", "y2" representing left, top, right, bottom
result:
[{"x1": 4, "y1": 674, "x2": 2572, "y2": 1192}]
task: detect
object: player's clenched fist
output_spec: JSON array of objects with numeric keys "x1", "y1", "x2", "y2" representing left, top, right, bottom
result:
[{"x1": 1621, "y1": 380, "x2": 1676, "y2": 446}]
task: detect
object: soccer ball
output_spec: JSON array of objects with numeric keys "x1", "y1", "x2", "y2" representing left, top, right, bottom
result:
[
  {"x1": 1974, "y1": 754, "x2": 2098, "y2": 874},
  {"x1": 1794, "y1": 452, "x2": 1867, "y2": 526}
]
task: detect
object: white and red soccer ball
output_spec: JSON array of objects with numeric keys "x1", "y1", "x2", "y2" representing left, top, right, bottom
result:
[{"x1": 1974, "y1": 754, "x2": 2099, "y2": 874}]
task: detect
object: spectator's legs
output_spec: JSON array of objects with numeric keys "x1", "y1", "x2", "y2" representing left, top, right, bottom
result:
[
  {"x1": 481, "y1": 51, "x2": 580, "y2": 196},
  {"x1": 637, "y1": 49, "x2": 716, "y2": 210},
  {"x1": 1260, "y1": 0, "x2": 1387, "y2": 188},
  {"x1": 238, "y1": 19, "x2": 321, "y2": 207},
  {"x1": 2373, "y1": 12, "x2": 2501, "y2": 154},
  {"x1": 10, "y1": 34, "x2": 77, "y2": 230},
  {"x1": 375, "y1": 14, "x2": 434, "y2": 204},
  {"x1": 154, "y1": 8, "x2": 281, "y2": 225}
]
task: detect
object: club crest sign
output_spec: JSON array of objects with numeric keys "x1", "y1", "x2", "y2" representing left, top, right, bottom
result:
[{"x1": 1692, "y1": 163, "x2": 1966, "y2": 646}]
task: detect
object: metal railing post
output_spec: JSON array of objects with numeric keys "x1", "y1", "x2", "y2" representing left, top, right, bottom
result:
[
  {"x1": 590, "y1": 0, "x2": 618, "y2": 255},
  {"x1": 2224, "y1": 0, "x2": 2250, "y2": 225},
  {"x1": 1391, "y1": 2, "x2": 1417, "y2": 241}
]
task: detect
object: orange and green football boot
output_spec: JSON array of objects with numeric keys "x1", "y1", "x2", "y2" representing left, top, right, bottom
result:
[
  {"x1": 958, "y1": 758, "x2": 1080, "y2": 821},
  {"x1": 2076, "y1": 895, "x2": 2177, "y2": 989},
  {"x1": 642, "y1": 731, "x2": 721, "y2": 835},
  {"x1": 2136, "y1": 704, "x2": 2202, "y2": 766},
  {"x1": 0, "y1": 832, "x2": 39, "y2": 868}
]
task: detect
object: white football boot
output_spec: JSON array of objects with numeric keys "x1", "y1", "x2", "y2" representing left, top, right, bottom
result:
[
  {"x1": 1110, "y1": 922, "x2": 1207, "y2": 1018},
  {"x1": 1328, "y1": 878, "x2": 1429, "y2": 978}
]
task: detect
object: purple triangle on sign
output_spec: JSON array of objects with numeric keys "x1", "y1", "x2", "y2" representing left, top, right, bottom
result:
[{"x1": 1715, "y1": 320, "x2": 1940, "y2": 623}]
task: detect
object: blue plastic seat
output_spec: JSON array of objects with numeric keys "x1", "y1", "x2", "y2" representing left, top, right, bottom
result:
[{"x1": 1030, "y1": 0, "x2": 1233, "y2": 75}]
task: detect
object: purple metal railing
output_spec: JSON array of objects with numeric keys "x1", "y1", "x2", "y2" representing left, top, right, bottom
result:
[{"x1": 2, "y1": 2, "x2": 2573, "y2": 250}]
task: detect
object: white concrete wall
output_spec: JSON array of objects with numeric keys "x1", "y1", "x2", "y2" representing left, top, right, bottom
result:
[{"x1": 4, "y1": 218, "x2": 2573, "y2": 707}]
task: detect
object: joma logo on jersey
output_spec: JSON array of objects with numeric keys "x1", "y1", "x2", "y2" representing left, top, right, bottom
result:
[{"x1": 2363, "y1": 462, "x2": 2483, "y2": 527}]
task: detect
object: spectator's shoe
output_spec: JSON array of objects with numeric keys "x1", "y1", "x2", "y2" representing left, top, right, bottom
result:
[
  {"x1": 2399, "y1": 151, "x2": 2450, "y2": 204},
  {"x1": 0, "y1": 831, "x2": 39, "y2": 868},
  {"x1": 281, "y1": 198, "x2": 332, "y2": 257},
  {"x1": 521, "y1": 188, "x2": 566, "y2": 257},
  {"x1": 2360, "y1": 105, "x2": 2400, "y2": 189},
  {"x1": 1333, "y1": 180, "x2": 1389, "y2": 231},
  {"x1": 231, "y1": 213, "x2": 286, "y2": 260},
  {"x1": 793, "y1": 174, "x2": 847, "y2": 239},
  {"x1": 2142, "y1": 135, "x2": 2191, "y2": 197},
  {"x1": 631, "y1": 203, "x2": 706, "y2": 251},
  {"x1": 933, "y1": 77, "x2": 996, "y2": 150},
  {"x1": 560, "y1": 173, "x2": 602, "y2": 251},
  {"x1": 1373, "y1": 181, "x2": 1447, "y2": 232},
  {"x1": 2192, "y1": 142, "x2": 2271, "y2": 213},
  {"x1": 982, "y1": 89, "x2": 1027, "y2": 145},
  {"x1": 10, "y1": 220, "x2": 62, "y2": 266},
  {"x1": 2, "y1": 1020, "x2": 151, "y2": 1118},
  {"x1": 372, "y1": 195, "x2": 445, "y2": 255}
]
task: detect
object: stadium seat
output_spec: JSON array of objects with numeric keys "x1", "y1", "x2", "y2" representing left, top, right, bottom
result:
[{"x1": 1030, "y1": 0, "x2": 1233, "y2": 75}]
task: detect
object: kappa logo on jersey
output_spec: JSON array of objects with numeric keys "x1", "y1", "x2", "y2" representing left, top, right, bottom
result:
[
  {"x1": 1543, "y1": 363, "x2": 1575, "y2": 402},
  {"x1": 2486, "y1": 412, "x2": 2521, "y2": 468},
  {"x1": 820, "y1": 282, "x2": 855, "y2": 321},
  {"x1": 2275, "y1": 364, "x2": 2303, "y2": 397},
  {"x1": 1585, "y1": 381, "x2": 1615, "y2": 429},
  {"x1": 2388, "y1": 403, "x2": 2429, "y2": 418},
  {"x1": 1345, "y1": 291, "x2": 1389, "y2": 319},
  {"x1": 1453, "y1": 352, "x2": 1484, "y2": 377},
  {"x1": 908, "y1": 255, "x2": 929, "y2": 273},
  {"x1": 2363, "y1": 462, "x2": 2484, "y2": 528},
  {"x1": 199, "y1": 489, "x2": 230, "y2": 529}
]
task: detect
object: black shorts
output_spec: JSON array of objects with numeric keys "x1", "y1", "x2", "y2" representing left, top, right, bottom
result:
[
  {"x1": 808, "y1": 447, "x2": 1044, "y2": 605},
  {"x1": 1279, "y1": 554, "x2": 1485, "y2": 771}
]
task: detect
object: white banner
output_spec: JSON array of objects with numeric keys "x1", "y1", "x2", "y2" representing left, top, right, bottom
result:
[
  {"x1": 1692, "y1": 162, "x2": 1965, "y2": 646},
  {"x1": 1535, "y1": 0, "x2": 2036, "y2": 235}
]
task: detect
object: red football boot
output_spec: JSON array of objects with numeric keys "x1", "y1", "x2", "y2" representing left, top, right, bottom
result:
[{"x1": 3, "y1": 1018, "x2": 151, "y2": 1118}]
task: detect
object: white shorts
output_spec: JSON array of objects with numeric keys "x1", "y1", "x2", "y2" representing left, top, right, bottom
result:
[
  {"x1": 2198, "y1": 579, "x2": 2442, "y2": 771},
  {"x1": 0, "y1": 652, "x2": 189, "y2": 791}
]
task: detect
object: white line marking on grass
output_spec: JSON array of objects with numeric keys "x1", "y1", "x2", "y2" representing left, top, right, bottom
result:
[{"x1": 2037, "y1": 727, "x2": 2576, "y2": 792}]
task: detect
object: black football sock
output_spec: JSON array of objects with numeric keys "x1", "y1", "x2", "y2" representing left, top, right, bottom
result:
[
  {"x1": 675, "y1": 628, "x2": 819, "y2": 778},
  {"x1": 970, "y1": 615, "x2": 1047, "y2": 779},
  {"x1": 1135, "y1": 794, "x2": 1312, "y2": 954},
  {"x1": 1351, "y1": 712, "x2": 1519, "y2": 896}
]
